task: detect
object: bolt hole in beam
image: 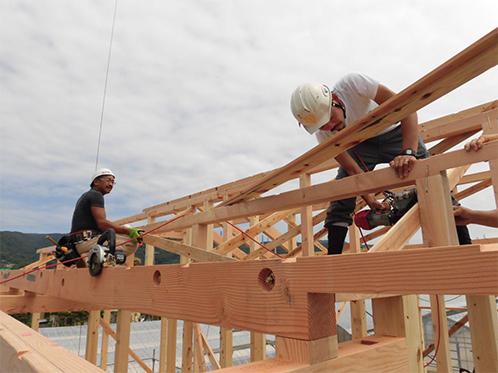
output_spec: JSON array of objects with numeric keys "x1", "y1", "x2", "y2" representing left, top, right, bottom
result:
[
  {"x1": 258, "y1": 268, "x2": 275, "y2": 292},
  {"x1": 153, "y1": 270, "x2": 161, "y2": 286}
]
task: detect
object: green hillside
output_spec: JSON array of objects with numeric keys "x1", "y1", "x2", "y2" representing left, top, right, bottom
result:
[
  {"x1": 0, "y1": 231, "x2": 181, "y2": 269},
  {"x1": 0, "y1": 231, "x2": 64, "y2": 269}
]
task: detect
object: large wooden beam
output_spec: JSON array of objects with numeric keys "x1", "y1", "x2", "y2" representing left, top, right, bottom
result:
[
  {"x1": 0, "y1": 294, "x2": 102, "y2": 314},
  {"x1": 221, "y1": 29, "x2": 497, "y2": 205},
  {"x1": 2, "y1": 245, "x2": 496, "y2": 339},
  {"x1": 143, "y1": 141, "x2": 497, "y2": 232},
  {"x1": 0, "y1": 311, "x2": 102, "y2": 372}
]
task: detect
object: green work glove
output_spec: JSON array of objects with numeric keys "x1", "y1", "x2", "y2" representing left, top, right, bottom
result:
[{"x1": 127, "y1": 228, "x2": 144, "y2": 244}]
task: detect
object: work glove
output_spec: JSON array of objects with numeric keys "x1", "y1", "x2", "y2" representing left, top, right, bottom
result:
[{"x1": 127, "y1": 228, "x2": 144, "y2": 244}]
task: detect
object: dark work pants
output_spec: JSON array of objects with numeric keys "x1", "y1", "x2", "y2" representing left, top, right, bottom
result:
[{"x1": 325, "y1": 125, "x2": 472, "y2": 254}]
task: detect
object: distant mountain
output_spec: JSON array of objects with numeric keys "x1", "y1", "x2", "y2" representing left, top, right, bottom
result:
[
  {"x1": 0, "y1": 231, "x2": 180, "y2": 269},
  {"x1": 0, "y1": 231, "x2": 64, "y2": 269},
  {"x1": 0, "y1": 231, "x2": 330, "y2": 270}
]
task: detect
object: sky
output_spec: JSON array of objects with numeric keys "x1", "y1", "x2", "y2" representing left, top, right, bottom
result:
[{"x1": 0, "y1": 1, "x2": 497, "y2": 241}]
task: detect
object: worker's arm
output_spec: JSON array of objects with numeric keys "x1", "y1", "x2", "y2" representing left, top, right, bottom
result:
[
  {"x1": 334, "y1": 152, "x2": 389, "y2": 210},
  {"x1": 453, "y1": 206, "x2": 498, "y2": 228},
  {"x1": 91, "y1": 206, "x2": 130, "y2": 235},
  {"x1": 375, "y1": 84, "x2": 420, "y2": 179},
  {"x1": 464, "y1": 134, "x2": 498, "y2": 151}
]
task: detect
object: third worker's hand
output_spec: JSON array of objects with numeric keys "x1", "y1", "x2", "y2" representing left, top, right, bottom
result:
[
  {"x1": 389, "y1": 155, "x2": 417, "y2": 179},
  {"x1": 127, "y1": 228, "x2": 145, "y2": 244}
]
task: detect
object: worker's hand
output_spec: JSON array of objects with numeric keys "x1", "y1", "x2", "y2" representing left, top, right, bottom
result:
[
  {"x1": 127, "y1": 228, "x2": 145, "y2": 244},
  {"x1": 453, "y1": 205, "x2": 473, "y2": 226},
  {"x1": 363, "y1": 194, "x2": 390, "y2": 211},
  {"x1": 464, "y1": 135, "x2": 490, "y2": 152},
  {"x1": 389, "y1": 155, "x2": 417, "y2": 179}
]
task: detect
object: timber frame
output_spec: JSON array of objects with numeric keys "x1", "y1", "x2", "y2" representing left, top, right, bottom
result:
[{"x1": 1, "y1": 28, "x2": 497, "y2": 373}]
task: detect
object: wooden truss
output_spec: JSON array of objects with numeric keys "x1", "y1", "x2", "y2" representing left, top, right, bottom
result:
[{"x1": 1, "y1": 28, "x2": 497, "y2": 373}]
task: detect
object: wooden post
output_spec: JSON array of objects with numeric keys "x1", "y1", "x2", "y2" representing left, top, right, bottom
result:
[
  {"x1": 288, "y1": 213, "x2": 298, "y2": 251},
  {"x1": 220, "y1": 327, "x2": 233, "y2": 368},
  {"x1": 349, "y1": 224, "x2": 367, "y2": 339},
  {"x1": 31, "y1": 312, "x2": 40, "y2": 332},
  {"x1": 114, "y1": 310, "x2": 132, "y2": 373},
  {"x1": 145, "y1": 216, "x2": 156, "y2": 266},
  {"x1": 85, "y1": 310, "x2": 100, "y2": 364},
  {"x1": 194, "y1": 324, "x2": 206, "y2": 372},
  {"x1": 100, "y1": 310, "x2": 111, "y2": 370},
  {"x1": 463, "y1": 119, "x2": 498, "y2": 373},
  {"x1": 249, "y1": 215, "x2": 266, "y2": 362},
  {"x1": 220, "y1": 213, "x2": 234, "y2": 368},
  {"x1": 482, "y1": 110, "x2": 498, "y2": 202},
  {"x1": 403, "y1": 295, "x2": 425, "y2": 373},
  {"x1": 275, "y1": 293, "x2": 338, "y2": 364},
  {"x1": 416, "y1": 172, "x2": 456, "y2": 372},
  {"x1": 300, "y1": 173, "x2": 314, "y2": 257},
  {"x1": 158, "y1": 318, "x2": 168, "y2": 373},
  {"x1": 166, "y1": 318, "x2": 178, "y2": 373},
  {"x1": 181, "y1": 219, "x2": 194, "y2": 373},
  {"x1": 182, "y1": 320, "x2": 194, "y2": 373},
  {"x1": 466, "y1": 295, "x2": 498, "y2": 372},
  {"x1": 372, "y1": 296, "x2": 406, "y2": 338}
]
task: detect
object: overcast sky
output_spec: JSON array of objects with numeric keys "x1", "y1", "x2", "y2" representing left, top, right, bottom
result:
[{"x1": 1, "y1": 1, "x2": 496, "y2": 241}]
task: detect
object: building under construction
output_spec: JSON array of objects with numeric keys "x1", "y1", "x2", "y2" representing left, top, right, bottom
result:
[{"x1": 0, "y1": 28, "x2": 497, "y2": 372}]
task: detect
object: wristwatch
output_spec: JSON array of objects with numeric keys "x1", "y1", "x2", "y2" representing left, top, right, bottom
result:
[{"x1": 400, "y1": 148, "x2": 417, "y2": 157}]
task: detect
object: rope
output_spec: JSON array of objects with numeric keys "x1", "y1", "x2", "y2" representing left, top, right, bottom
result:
[
  {"x1": 225, "y1": 221, "x2": 284, "y2": 259},
  {"x1": 0, "y1": 213, "x2": 189, "y2": 285},
  {"x1": 95, "y1": 0, "x2": 118, "y2": 171},
  {"x1": 1, "y1": 213, "x2": 284, "y2": 285},
  {"x1": 424, "y1": 294, "x2": 442, "y2": 368}
]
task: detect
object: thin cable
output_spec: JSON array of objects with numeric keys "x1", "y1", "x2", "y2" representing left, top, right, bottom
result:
[
  {"x1": 226, "y1": 221, "x2": 284, "y2": 259},
  {"x1": 95, "y1": 0, "x2": 119, "y2": 171},
  {"x1": 0, "y1": 213, "x2": 190, "y2": 285},
  {"x1": 424, "y1": 294, "x2": 441, "y2": 368}
]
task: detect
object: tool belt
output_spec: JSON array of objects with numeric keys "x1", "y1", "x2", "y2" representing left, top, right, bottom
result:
[
  {"x1": 54, "y1": 235, "x2": 81, "y2": 267},
  {"x1": 70, "y1": 230, "x2": 100, "y2": 243}
]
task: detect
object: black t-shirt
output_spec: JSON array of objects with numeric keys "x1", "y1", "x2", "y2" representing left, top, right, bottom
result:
[{"x1": 70, "y1": 189, "x2": 105, "y2": 233}]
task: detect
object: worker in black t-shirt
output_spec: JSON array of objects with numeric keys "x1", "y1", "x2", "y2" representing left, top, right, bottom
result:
[{"x1": 69, "y1": 168, "x2": 142, "y2": 267}]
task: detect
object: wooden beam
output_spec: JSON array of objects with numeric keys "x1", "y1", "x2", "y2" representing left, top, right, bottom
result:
[
  {"x1": 142, "y1": 234, "x2": 236, "y2": 262},
  {"x1": 142, "y1": 142, "x2": 497, "y2": 233},
  {"x1": 421, "y1": 107, "x2": 497, "y2": 143},
  {"x1": 0, "y1": 294, "x2": 102, "y2": 314},
  {"x1": 0, "y1": 311, "x2": 102, "y2": 372},
  {"x1": 2, "y1": 245, "x2": 496, "y2": 339},
  {"x1": 221, "y1": 29, "x2": 498, "y2": 206}
]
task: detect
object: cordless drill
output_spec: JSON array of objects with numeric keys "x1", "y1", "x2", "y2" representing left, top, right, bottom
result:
[{"x1": 354, "y1": 188, "x2": 418, "y2": 230}]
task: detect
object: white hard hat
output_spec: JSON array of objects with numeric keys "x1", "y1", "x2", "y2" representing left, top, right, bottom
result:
[
  {"x1": 91, "y1": 168, "x2": 115, "y2": 183},
  {"x1": 290, "y1": 83, "x2": 332, "y2": 134}
]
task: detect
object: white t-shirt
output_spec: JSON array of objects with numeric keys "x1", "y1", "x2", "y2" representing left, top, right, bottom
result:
[{"x1": 315, "y1": 72, "x2": 400, "y2": 144}]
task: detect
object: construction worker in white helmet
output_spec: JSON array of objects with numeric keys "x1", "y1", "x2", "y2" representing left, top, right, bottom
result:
[
  {"x1": 291, "y1": 72, "x2": 472, "y2": 255},
  {"x1": 68, "y1": 168, "x2": 142, "y2": 267}
]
